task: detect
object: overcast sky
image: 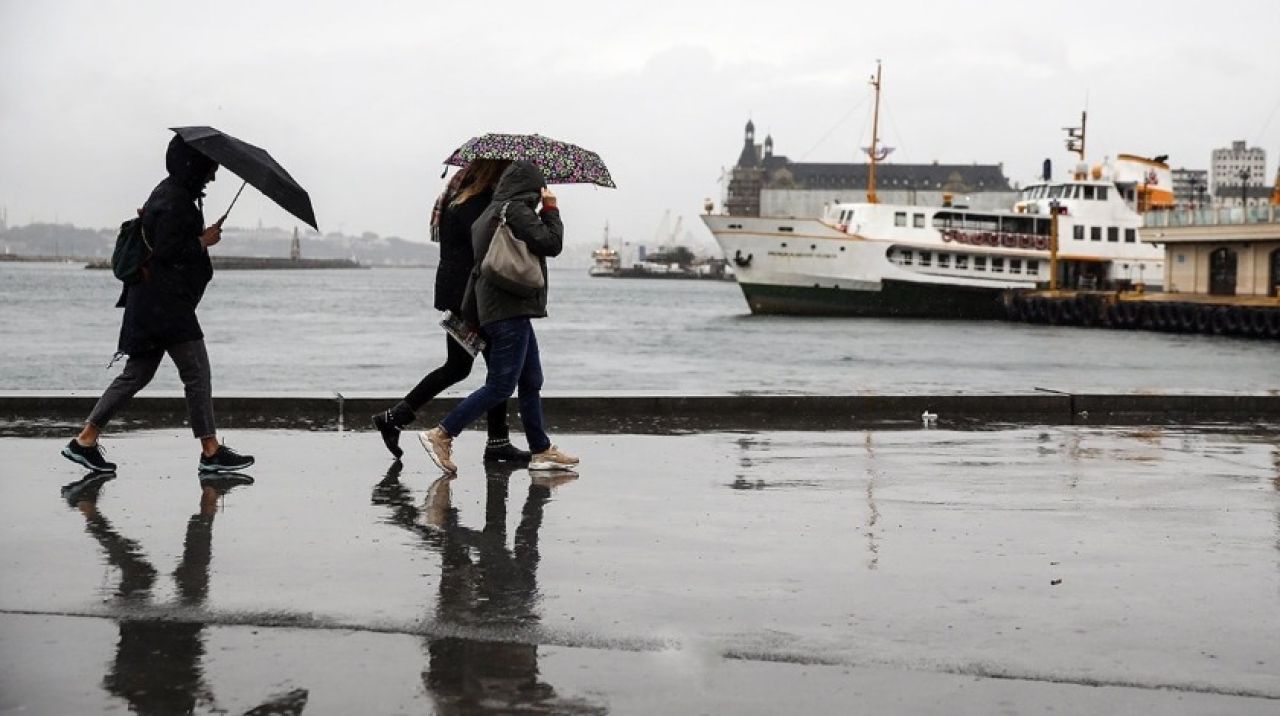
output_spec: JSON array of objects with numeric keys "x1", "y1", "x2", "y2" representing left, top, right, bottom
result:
[{"x1": 2, "y1": 0, "x2": 1278, "y2": 255}]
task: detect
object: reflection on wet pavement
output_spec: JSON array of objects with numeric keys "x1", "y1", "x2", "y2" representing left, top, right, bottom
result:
[
  {"x1": 373, "y1": 461, "x2": 607, "y2": 714},
  {"x1": 63, "y1": 471, "x2": 307, "y2": 715},
  {"x1": 1, "y1": 426, "x2": 1279, "y2": 714}
]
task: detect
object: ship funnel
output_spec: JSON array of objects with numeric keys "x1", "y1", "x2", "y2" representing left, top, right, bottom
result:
[{"x1": 1041, "y1": 159, "x2": 1052, "y2": 181}]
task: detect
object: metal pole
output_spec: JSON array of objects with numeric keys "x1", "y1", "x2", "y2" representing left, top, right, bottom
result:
[{"x1": 1049, "y1": 200, "x2": 1059, "y2": 292}]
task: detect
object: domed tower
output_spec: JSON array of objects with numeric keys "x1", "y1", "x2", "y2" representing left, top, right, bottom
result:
[
  {"x1": 737, "y1": 119, "x2": 760, "y2": 168},
  {"x1": 763, "y1": 134, "x2": 774, "y2": 160}
]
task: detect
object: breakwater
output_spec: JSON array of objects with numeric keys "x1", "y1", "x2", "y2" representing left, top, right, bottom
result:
[{"x1": 84, "y1": 256, "x2": 364, "y2": 270}]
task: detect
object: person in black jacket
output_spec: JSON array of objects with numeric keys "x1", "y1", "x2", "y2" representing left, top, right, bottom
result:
[
  {"x1": 419, "y1": 161, "x2": 579, "y2": 474},
  {"x1": 372, "y1": 159, "x2": 530, "y2": 464},
  {"x1": 61, "y1": 135, "x2": 253, "y2": 474}
]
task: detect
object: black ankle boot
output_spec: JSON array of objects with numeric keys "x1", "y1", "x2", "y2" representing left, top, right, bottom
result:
[
  {"x1": 372, "y1": 401, "x2": 415, "y2": 459},
  {"x1": 483, "y1": 438, "x2": 531, "y2": 465}
]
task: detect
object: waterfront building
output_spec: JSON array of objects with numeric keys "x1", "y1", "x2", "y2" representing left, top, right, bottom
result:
[
  {"x1": 1144, "y1": 207, "x2": 1280, "y2": 297},
  {"x1": 1171, "y1": 168, "x2": 1210, "y2": 208},
  {"x1": 1210, "y1": 140, "x2": 1266, "y2": 195},
  {"x1": 724, "y1": 121, "x2": 1017, "y2": 218}
]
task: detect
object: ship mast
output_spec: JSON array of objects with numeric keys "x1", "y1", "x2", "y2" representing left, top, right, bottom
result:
[{"x1": 866, "y1": 61, "x2": 883, "y2": 204}]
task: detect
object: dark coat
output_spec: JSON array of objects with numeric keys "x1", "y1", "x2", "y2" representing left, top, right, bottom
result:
[
  {"x1": 116, "y1": 137, "x2": 216, "y2": 355},
  {"x1": 465, "y1": 161, "x2": 563, "y2": 327},
  {"x1": 433, "y1": 188, "x2": 494, "y2": 313}
]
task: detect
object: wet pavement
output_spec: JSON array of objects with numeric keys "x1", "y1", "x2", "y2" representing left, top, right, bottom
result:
[{"x1": 2, "y1": 426, "x2": 1279, "y2": 714}]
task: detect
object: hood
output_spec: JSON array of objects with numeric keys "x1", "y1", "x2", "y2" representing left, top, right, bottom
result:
[
  {"x1": 492, "y1": 160, "x2": 546, "y2": 204},
  {"x1": 165, "y1": 135, "x2": 218, "y2": 194}
]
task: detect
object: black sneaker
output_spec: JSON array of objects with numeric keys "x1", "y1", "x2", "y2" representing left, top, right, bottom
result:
[
  {"x1": 483, "y1": 441, "x2": 532, "y2": 465},
  {"x1": 61, "y1": 439, "x2": 116, "y2": 472},
  {"x1": 372, "y1": 411, "x2": 404, "y2": 459},
  {"x1": 60, "y1": 472, "x2": 116, "y2": 506},
  {"x1": 199, "y1": 444, "x2": 255, "y2": 473}
]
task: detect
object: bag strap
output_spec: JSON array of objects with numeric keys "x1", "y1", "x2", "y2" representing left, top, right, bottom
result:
[{"x1": 499, "y1": 201, "x2": 510, "y2": 226}]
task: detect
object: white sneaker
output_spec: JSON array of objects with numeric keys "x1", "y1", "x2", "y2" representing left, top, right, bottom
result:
[{"x1": 529, "y1": 445, "x2": 579, "y2": 471}]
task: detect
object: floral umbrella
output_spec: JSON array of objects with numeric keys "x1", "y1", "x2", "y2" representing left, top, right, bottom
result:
[{"x1": 444, "y1": 133, "x2": 615, "y2": 188}]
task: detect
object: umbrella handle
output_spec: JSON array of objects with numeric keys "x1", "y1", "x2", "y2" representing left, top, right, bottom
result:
[{"x1": 216, "y1": 180, "x2": 248, "y2": 228}]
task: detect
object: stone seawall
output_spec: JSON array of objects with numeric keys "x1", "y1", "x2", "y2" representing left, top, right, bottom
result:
[{"x1": 3, "y1": 392, "x2": 1278, "y2": 434}]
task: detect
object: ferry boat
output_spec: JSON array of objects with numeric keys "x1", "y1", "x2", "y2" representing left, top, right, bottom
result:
[
  {"x1": 700, "y1": 65, "x2": 1171, "y2": 318},
  {"x1": 588, "y1": 222, "x2": 621, "y2": 277}
]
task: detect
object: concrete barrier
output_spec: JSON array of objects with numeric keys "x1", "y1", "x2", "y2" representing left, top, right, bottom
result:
[{"x1": 3, "y1": 391, "x2": 1278, "y2": 435}]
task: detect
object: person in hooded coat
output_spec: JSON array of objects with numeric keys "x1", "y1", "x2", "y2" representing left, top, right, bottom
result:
[
  {"x1": 60, "y1": 135, "x2": 254, "y2": 474},
  {"x1": 418, "y1": 161, "x2": 579, "y2": 474},
  {"x1": 371, "y1": 159, "x2": 530, "y2": 464}
]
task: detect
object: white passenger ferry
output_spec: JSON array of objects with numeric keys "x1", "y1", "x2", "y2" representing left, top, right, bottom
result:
[{"x1": 701, "y1": 70, "x2": 1172, "y2": 317}]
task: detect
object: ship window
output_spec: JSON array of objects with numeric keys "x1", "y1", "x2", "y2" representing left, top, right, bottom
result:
[
  {"x1": 894, "y1": 212, "x2": 907, "y2": 227},
  {"x1": 991, "y1": 257, "x2": 1005, "y2": 273},
  {"x1": 1124, "y1": 228, "x2": 1136, "y2": 243},
  {"x1": 779, "y1": 226, "x2": 794, "y2": 232},
  {"x1": 919, "y1": 251, "x2": 932, "y2": 266},
  {"x1": 901, "y1": 250, "x2": 913, "y2": 265},
  {"x1": 1036, "y1": 218, "x2": 1049, "y2": 235},
  {"x1": 1010, "y1": 258, "x2": 1022, "y2": 274},
  {"x1": 939, "y1": 254, "x2": 950, "y2": 268},
  {"x1": 1097, "y1": 187, "x2": 1108, "y2": 201},
  {"x1": 1083, "y1": 186, "x2": 1095, "y2": 200},
  {"x1": 913, "y1": 213, "x2": 925, "y2": 228},
  {"x1": 956, "y1": 255, "x2": 969, "y2": 269},
  {"x1": 974, "y1": 256, "x2": 987, "y2": 271},
  {"x1": 1107, "y1": 227, "x2": 1119, "y2": 242},
  {"x1": 1090, "y1": 226, "x2": 1102, "y2": 241},
  {"x1": 1027, "y1": 259, "x2": 1040, "y2": 274},
  {"x1": 1074, "y1": 225, "x2": 1085, "y2": 241},
  {"x1": 1049, "y1": 186, "x2": 1065, "y2": 198}
]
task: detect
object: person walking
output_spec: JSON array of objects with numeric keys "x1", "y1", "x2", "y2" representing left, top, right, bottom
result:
[
  {"x1": 60, "y1": 135, "x2": 253, "y2": 474},
  {"x1": 418, "y1": 161, "x2": 579, "y2": 474},
  {"x1": 371, "y1": 159, "x2": 530, "y2": 464}
]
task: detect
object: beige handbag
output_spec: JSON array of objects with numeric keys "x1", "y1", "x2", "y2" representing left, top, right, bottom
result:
[{"x1": 480, "y1": 201, "x2": 545, "y2": 297}]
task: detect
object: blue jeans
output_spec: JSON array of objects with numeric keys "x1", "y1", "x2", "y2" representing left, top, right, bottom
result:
[{"x1": 440, "y1": 317, "x2": 549, "y2": 453}]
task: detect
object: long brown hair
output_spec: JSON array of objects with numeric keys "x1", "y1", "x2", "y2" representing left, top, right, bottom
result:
[{"x1": 450, "y1": 159, "x2": 511, "y2": 206}]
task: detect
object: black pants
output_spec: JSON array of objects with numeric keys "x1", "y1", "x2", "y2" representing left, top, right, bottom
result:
[
  {"x1": 404, "y1": 335, "x2": 508, "y2": 439},
  {"x1": 87, "y1": 339, "x2": 216, "y2": 438}
]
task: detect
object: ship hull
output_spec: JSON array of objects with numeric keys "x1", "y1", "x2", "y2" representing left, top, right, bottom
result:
[{"x1": 739, "y1": 279, "x2": 1006, "y2": 318}]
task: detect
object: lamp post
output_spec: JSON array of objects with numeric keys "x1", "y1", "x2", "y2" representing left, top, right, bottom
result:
[{"x1": 1238, "y1": 168, "x2": 1251, "y2": 218}]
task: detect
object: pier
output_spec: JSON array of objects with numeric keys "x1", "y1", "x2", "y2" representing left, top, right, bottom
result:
[{"x1": 1004, "y1": 206, "x2": 1280, "y2": 338}]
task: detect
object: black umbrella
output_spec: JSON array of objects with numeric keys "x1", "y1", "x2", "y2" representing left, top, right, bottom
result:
[{"x1": 170, "y1": 126, "x2": 318, "y2": 230}]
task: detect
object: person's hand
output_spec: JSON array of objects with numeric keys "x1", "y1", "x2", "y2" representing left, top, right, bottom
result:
[
  {"x1": 540, "y1": 187, "x2": 557, "y2": 210},
  {"x1": 200, "y1": 225, "x2": 222, "y2": 249}
]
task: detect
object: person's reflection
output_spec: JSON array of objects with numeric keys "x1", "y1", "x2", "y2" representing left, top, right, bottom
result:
[
  {"x1": 62, "y1": 473, "x2": 307, "y2": 716},
  {"x1": 372, "y1": 463, "x2": 602, "y2": 714}
]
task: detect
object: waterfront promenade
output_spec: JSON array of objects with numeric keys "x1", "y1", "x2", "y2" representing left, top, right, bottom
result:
[{"x1": 3, "y1": 417, "x2": 1277, "y2": 713}]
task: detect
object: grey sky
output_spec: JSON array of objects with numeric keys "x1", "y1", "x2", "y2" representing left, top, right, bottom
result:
[{"x1": 2, "y1": 0, "x2": 1278, "y2": 255}]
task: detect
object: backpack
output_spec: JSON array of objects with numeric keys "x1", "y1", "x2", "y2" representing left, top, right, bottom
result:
[{"x1": 111, "y1": 215, "x2": 152, "y2": 284}]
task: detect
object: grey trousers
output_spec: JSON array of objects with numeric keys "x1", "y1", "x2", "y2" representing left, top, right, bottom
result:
[{"x1": 87, "y1": 339, "x2": 216, "y2": 438}]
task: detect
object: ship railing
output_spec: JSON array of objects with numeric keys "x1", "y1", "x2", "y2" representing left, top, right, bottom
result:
[{"x1": 1142, "y1": 204, "x2": 1279, "y2": 228}]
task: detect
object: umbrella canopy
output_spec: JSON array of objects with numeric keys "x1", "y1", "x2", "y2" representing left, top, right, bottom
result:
[
  {"x1": 170, "y1": 126, "x2": 318, "y2": 230},
  {"x1": 444, "y1": 133, "x2": 615, "y2": 188}
]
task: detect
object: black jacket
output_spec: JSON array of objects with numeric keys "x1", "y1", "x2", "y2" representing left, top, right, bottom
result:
[
  {"x1": 433, "y1": 188, "x2": 494, "y2": 313},
  {"x1": 116, "y1": 137, "x2": 216, "y2": 355},
  {"x1": 466, "y1": 161, "x2": 563, "y2": 327}
]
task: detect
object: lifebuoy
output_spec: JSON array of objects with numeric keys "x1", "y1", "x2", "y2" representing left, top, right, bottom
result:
[{"x1": 1035, "y1": 237, "x2": 1049, "y2": 251}]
